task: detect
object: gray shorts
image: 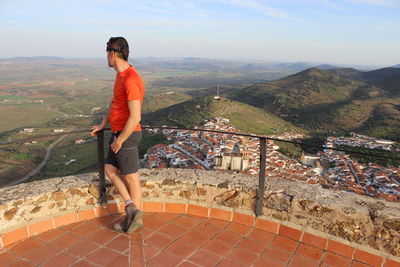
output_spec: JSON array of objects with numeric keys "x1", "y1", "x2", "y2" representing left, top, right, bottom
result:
[{"x1": 105, "y1": 131, "x2": 142, "y2": 175}]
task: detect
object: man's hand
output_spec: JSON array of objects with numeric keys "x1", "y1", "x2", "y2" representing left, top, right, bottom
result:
[
  {"x1": 111, "y1": 138, "x2": 123, "y2": 153},
  {"x1": 90, "y1": 125, "x2": 103, "y2": 136}
]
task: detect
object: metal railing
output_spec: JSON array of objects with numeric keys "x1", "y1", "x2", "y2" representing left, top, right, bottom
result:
[
  {"x1": 95, "y1": 126, "x2": 400, "y2": 217},
  {"x1": 93, "y1": 127, "x2": 271, "y2": 216},
  {"x1": 96, "y1": 129, "x2": 108, "y2": 205},
  {"x1": 1, "y1": 126, "x2": 399, "y2": 216}
]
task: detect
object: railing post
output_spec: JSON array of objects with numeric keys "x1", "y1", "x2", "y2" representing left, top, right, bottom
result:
[
  {"x1": 256, "y1": 137, "x2": 267, "y2": 216},
  {"x1": 96, "y1": 130, "x2": 107, "y2": 205}
]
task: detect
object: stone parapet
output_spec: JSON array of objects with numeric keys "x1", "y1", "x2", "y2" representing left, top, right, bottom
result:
[{"x1": 0, "y1": 168, "x2": 399, "y2": 261}]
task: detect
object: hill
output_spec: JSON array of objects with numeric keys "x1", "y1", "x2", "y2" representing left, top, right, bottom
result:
[
  {"x1": 326, "y1": 68, "x2": 363, "y2": 81},
  {"x1": 321, "y1": 98, "x2": 400, "y2": 141},
  {"x1": 142, "y1": 97, "x2": 304, "y2": 135},
  {"x1": 142, "y1": 92, "x2": 191, "y2": 114},
  {"x1": 327, "y1": 67, "x2": 400, "y2": 96},
  {"x1": 362, "y1": 67, "x2": 400, "y2": 96},
  {"x1": 229, "y1": 68, "x2": 400, "y2": 141},
  {"x1": 315, "y1": 64, "x2": 341, "y2": 70},
  {"x1": 230, "y1": 68, "x2": 365, "y2": 114}
]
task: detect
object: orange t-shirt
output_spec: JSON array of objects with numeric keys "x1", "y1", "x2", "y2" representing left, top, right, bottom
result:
[{"x1": 109, "y1": 65, "x2": 144, "y2": 132}]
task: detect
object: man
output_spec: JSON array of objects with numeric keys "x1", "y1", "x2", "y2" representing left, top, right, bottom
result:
[{"x1": 91, "y1": 37, "x2": 144, "y2": 233}]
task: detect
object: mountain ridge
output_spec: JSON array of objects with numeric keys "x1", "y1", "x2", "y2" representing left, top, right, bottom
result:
[
  {"x1": 228, "y1": 68, "x2": 400, "y2": 141},
  {"x1": 327, "y1": 67, "x2": 400, "y2": 96}
]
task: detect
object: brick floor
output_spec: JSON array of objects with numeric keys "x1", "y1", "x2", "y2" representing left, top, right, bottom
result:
[{"x1": 1, "y1": 213, "x2": 399, "y2": 266}]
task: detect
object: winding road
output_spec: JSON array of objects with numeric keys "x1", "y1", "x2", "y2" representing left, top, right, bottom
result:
[{"x1": 3, "y1": 133, "x2": 70, "y2": 187}]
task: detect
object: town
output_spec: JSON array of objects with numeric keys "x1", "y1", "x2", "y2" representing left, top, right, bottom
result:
[
  {"x1": 319, "y1": 136, "x2": 400, "y2": 201},
  {"x1": 143, "y1": 118, "x2": 400, "y2": 202}
]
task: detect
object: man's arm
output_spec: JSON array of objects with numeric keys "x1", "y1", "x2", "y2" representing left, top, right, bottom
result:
[
  {"x1": 111, "y1": 100, "x2": 141, "y2": 152},
  {"x1": 91, "y1": 100, "x2": 112, "y2": 136}
]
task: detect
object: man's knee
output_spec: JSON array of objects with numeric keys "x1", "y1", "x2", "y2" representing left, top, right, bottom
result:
[
  {"x1": 123, "y1": 172, "x2": 139, "y2": 185},
  {"x1": 105, "y1": 164, "x2": 119, "y2": 180}
]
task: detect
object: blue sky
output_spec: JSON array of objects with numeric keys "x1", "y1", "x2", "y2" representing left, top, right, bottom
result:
[{"x1": 1, "y1": 0, "x2": 399, "y2": 66}]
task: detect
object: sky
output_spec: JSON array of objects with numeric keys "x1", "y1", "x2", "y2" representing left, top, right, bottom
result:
[{"x1": 1, "y1": 0, "x2": 400, "y2": 66}]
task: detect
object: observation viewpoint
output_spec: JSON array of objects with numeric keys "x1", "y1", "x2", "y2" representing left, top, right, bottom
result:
[{"x1": 0, "y1": 126, "x2": 399, "y2": 267}]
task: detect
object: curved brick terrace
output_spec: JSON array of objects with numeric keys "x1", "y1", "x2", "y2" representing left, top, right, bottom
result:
[
  {"x1": 1, "y1": 209, "x2": 399, "y2": 267},
  {"x1": 1, "y1": 170, "x2": 400, "y2": 266}
]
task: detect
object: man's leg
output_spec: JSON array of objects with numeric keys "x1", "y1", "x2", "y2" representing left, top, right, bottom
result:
[
  {"x1": 106, "y1": 164, "x2": 142, "y2": 232},
  {"x1": 121, "y1": 172, "x2": 143, "y2": 233},
  {"x1": 123, "y1": 172, "x2": 142, "y2": 210},
  {"x1": 104, "y1": 164, "x2": 131, "y2": 202}
]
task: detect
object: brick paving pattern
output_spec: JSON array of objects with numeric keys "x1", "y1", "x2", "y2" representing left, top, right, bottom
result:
[{"x1": 0, "y1": 213, "x2": 398, "y2": 267}]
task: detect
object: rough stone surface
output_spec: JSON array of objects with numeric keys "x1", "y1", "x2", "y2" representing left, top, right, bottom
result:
[
  {"x1": 51, "y1": 191, "x2": 68, "y2": 201},
  {"x1": 31, "y1": 206, "x2": 41, "y2": 214},
  {"x1": 266, "y1": 193, "x2": 293, "y2": 212},
  {"x1": 0, "y1": 169, "x2": 399, "y2": 256},
  {"x1": 4, "y1": 207, "x2": 18, "y2": 221},
  {"x1": 88, "y1": 183, "x2": 100, "y2": 199},
  {"x1": 33, "y1": 195, "x2": 48, "y2": 206}
]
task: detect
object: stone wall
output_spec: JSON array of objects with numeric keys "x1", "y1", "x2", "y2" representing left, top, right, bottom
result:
[{"x1": 0, "y1": 168, "x2": 399, "y2": 257}]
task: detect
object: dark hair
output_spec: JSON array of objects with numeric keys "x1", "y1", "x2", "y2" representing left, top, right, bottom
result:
[{"x1": 106, "y1": 37, "x2": 130, "y2": 61}]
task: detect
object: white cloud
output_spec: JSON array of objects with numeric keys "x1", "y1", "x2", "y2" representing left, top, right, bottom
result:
[
  {"x1": 180, "y1": 2, "x2": 209, "y2": 17},
  {"x1": 220, "y1": 0, "x2": 297, "y2": 20},
  {"x1": 135, "y1": 3, "x2": 176, "y2": 15},
  {"x1": 123, "y1": 0, "x2": 210, "y2": 17},
  {"x1": 346, "y1": 0, "x2": 400, "y2": 7}
]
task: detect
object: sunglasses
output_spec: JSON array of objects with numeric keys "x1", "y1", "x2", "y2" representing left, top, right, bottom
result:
[{"x1": 106, "y1": 47, "x2": 122, "y2": 53}]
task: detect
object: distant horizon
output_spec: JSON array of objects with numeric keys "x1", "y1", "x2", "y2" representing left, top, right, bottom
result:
[{"x1": 0, "y1": 55, "x2": 396, "y2": 69}]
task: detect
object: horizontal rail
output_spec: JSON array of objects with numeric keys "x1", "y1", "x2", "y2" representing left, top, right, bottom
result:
[
  {"x1": 141, "y1": 126, "x2": 400, "y2": 161},
  {"x1": 1, "y1": 126, "x2": 399, "y2": 161}
]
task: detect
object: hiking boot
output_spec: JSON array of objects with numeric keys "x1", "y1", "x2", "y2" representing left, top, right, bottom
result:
[
  {"x1": 124, "y1": 204, "x2": 139, "y2": 231},
  {"x1": 126, "y1": 209, "x2": 143, "y2": 233},
  {"x1": 113, "y1": 204, "x2": 143, "y2": 233}
]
